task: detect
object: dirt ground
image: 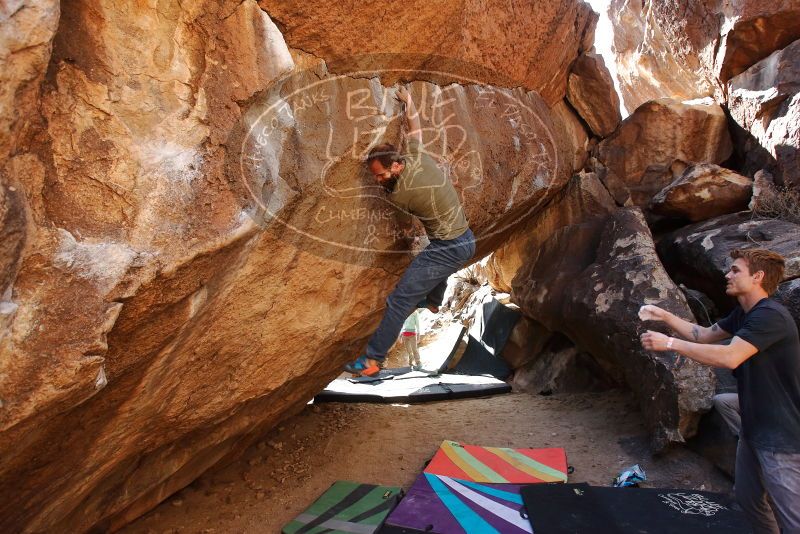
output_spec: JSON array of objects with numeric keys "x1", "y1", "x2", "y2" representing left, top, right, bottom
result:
[{"x1": 122, "y1": 389, "x2": 732, "y2": 534}]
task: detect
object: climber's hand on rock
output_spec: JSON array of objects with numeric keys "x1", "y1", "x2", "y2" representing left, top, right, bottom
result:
[
  {"x1": 638, "y1": 304, "x2": 667, "y2": 322},
  {"x1": 395, "y1": 86, "x2": 411, "y2": 105},
  {"x1": 640, "y1": 330, "x2": 670, "y2": 351}
]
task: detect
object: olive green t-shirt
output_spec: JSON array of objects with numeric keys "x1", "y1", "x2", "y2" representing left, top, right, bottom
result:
[{"x1": 389, "y1": 138, "x2": 469, "y2": 240}]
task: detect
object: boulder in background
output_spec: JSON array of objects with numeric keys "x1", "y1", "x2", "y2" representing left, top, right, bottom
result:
[
  {"x1": 649, "y1": 164, "x2": 753, "y2": 222},
  {"x1": 775, "y1": 278, "x2": 800, "y2": 332},
  {"x1": 657, "y1": 212, "x2": 800, "y2": 311},
  {"x1": 608, "y1": 0, "x2": 800, "y2": 111},
  {"x1": 728, "y1": 39, "x2": 800, "y2": 188},
  {"x1": 566, "y1": 51, "x2": 622, "y2": 137},
  {"x1": 596, "y1": 99, "x2": 733, "y2": 207}
]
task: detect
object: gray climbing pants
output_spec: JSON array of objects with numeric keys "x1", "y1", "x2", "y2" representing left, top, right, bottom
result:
[
  {"x1": 735, "y1": 438, "x2": 800, "y2": 534},
  {"x1": 713, "y1": 392, "x2": 742, "y2": 436}
]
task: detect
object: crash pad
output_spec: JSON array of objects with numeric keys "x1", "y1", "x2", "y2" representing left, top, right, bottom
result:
[
  {"x1": 520, "y1": 483, "x2": 751, "y2": 534},
  {"x1": 424, "y1": 441, "x2": 568, "y2": 484},
  {"x1": 452, "y1": 299, "x2": 518, "y2": 379},
  {"x1": 418, "y1": 323, "x2": 466, "y2": 373},
  {"x1": 282, "y1": 481, "x2": 402, "y2": 534},
  {"x1": 379, "y1": 473, "x2": 532, "y2": 534},
  {"x1": 315, "y1": 374, "x2": 511, "y2": 404}
]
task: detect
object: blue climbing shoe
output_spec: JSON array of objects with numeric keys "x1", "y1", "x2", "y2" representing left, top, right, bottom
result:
[{"x1": 343, "y1": 356, "x2": 381, "y2": 377}]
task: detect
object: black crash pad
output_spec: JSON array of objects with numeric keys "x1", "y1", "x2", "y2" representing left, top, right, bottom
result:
[
  {"x1": 452, "y1": 299, "x2": 519, "y2": 379},
  {"x1": 520, "y1": 483, "x2": 751, "y2": 534}
]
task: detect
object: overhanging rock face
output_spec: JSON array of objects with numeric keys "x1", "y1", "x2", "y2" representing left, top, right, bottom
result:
[
  {"x1": 258, "y1": 0, "x2": 598, "y2": 106},
  {"x1": 0, "y1": 0, "x2": 581, "y2": 531}
]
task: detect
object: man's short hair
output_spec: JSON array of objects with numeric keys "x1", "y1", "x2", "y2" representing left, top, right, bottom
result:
[
  {"x1": 366, "y1": 143, "x2": 403, "y2": 168},
  {"x1": 731, "y1": 248, "x2": 785, "y2": 295}
]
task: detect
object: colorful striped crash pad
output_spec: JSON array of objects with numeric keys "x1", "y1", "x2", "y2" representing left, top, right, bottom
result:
[
  {"x1": 424, "y1": 441, "x2": 568, "y2": 484},
  {"x1": 379, "y1": 473, "x2": 532, "y2": 534},
  {"x1": 282, "y1": 481, "x2": 402, "y2": 534}
]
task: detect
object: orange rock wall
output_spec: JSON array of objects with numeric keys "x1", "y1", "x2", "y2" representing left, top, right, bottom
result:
[{"x1": 0, "y1": 1, "x2": 589, "y2": 531}]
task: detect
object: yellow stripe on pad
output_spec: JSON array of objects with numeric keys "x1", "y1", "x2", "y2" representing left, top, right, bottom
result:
[
  {"x1": 489, "y1": 447, "x2": 568, "y2": 482},
  {"x1": 441, "y1": 441, "x2": 508, "y2": 483}
]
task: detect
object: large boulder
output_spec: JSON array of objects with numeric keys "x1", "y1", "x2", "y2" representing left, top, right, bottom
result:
[
  {"x1": 774, "y1": 278, "x2": 800, "y2": 332},
  {"x1": 510, "y1": 207, "x2": 715, "y2": 451},
  {"x1": 608, "y1": 0, "x2": 800, "y2": 111},
  {"x1": 488, "y1": 173, "x2": 715, "y2": 451},
  {"x1": 657, "y1": 212, "x2": 800, "y2": 311},
  {"x1": 728, "y1": 39, "x2": 800, "y2": 188},
  {"x1": 258, "y1": 0, "x2": 598, "y2": 106},
  {"x1": 596, "y1": 99, "x2": 733, "y2": 207},
  {"x1": 0, "y1": 0, "x2": 59, "y2": 301},
  {"x1": 608, "y1": 0, "x2": 716, "y2": 111},
  {"x1": 510, "y1": 333, "x2": 617, "y2": 395},
  {"x1": 566, "y1": 51, "x2": 622, "y2": 137},
  {"x1": 0, "y1": 1, "x2": 579, "y2": 532},
  {"x1": 649, "y1": 164, "x2": 753, "y2": 222},
  {"x1": 485, "y1": 171, "x2": 618, "y2": 293},
  {"x1": 500, "y1": 315, "x2": 553, "y2": 371},
  {"x1": 552, "y1": 100, "x2": 590, "y2": 172},
  {"x1": 709, "y1": 0, "x2": 800, "y2": 83},
  {"x1": 0, "y1": 0, "x2": 59, "y2": 162}
]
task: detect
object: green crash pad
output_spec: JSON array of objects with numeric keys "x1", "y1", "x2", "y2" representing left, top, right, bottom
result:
[{"x1": 283, "y1": 481, "x2": 402, "y2": 534}]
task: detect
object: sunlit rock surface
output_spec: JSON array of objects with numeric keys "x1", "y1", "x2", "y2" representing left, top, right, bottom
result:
[
  {"x1": 0, "y1": 0, "x2": 580, "y2": 531},
  {"x1": 257, "y1": 0, "x2": 598, "y2": 106},
  {"x1": 649, "y1": 164, "x2": 753, "y2": 222},
  {"x1": 596, "y1": 99, "x2": 733, "y2": 207},
  {"x1": 728, "y1": 39, "x2": 800, "y2": 188},
  {"x1": 608, "y1": 0, "x2": 800, "y2": 111}
]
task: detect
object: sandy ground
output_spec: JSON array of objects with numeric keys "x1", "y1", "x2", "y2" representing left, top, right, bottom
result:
[{"x1": 122, "y1": 389, "x2": 732, "y2": 534}]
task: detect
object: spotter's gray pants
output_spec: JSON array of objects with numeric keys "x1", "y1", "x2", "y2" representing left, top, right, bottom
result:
[
  {"x1": 735, "y1": 435, "x2": 800, "y2": 533},
  {"x1": 713, "y1": 392, "x2": 742, "y2": 436}
]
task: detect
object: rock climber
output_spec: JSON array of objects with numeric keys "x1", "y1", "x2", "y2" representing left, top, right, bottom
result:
[
  {"x1": 640, "y1": 249, "x2": 800, "y2": 534},
  {"x1": 344, "y1": 86, "x2": 476, "y2": 377}
]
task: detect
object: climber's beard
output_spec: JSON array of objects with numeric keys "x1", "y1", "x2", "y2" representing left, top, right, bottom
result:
[{"x1": 381, "y1": 175, "x2": 399, "y2": 193}]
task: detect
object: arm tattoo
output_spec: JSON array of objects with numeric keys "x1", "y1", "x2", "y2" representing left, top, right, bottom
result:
[
  {"x1": 711, "y1": 324, "x2": 719, "y2": 331},
  {"x1": 691, "y1": 325, "x2": 700, "y2": 342}
]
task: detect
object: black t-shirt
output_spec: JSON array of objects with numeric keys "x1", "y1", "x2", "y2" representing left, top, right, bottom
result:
[{"x1": 718, "y1": 298, "x2": 800, "y2": 453}]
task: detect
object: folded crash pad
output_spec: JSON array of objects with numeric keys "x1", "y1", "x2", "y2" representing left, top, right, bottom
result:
[
  {"x1": 520, "y1": 483, "x2": 751, "y2": 534},
  {"x1": 379, "y1": 473, "x2": 532, "y2": 534},
  {"x1": 452, "y1": 299, "x2": 518, "y2": 379},
  {"x1": 424, "y1": 441, "x2": 568, "y2": 484},
  {"x1": 315, "y1": 374, "x2": 511, "y2": 404},
  {"x1": 282, "y1": 481, "x2": 402, "y2": 534},
  {"x1": 418, "y1": 323, "x2": 466, "y2": 373}
]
